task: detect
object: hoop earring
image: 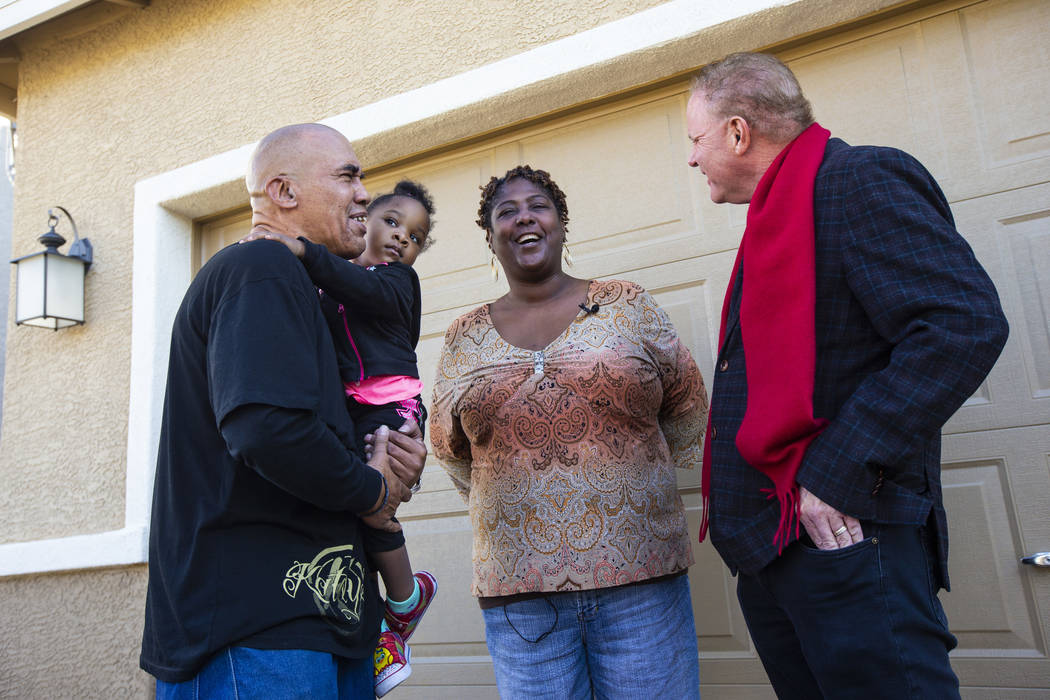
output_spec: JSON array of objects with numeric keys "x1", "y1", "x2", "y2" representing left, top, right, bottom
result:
[
  {"x1": 562, "y1": 242, "x2": 574, "y2": 268},
  {"x1": 490, "y1": 254, "x2": 500, "y2": 281}
]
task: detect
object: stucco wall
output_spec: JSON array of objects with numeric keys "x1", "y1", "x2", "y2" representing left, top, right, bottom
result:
[{"x1": 0, "y1": 566, "x2": 151, "y2": 698}]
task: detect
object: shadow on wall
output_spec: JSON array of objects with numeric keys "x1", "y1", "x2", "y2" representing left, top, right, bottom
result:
[{"x1": 0, "y1": 120, "x2": 14, "y2": 431}]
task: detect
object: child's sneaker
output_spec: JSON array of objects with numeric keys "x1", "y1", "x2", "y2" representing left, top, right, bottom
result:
[
  {"x1": 385, "y1": 570, "x2": 438, "y2": 643},
  {"x1": 374, "y1": 629, "x2": 411, "y2": 698}
]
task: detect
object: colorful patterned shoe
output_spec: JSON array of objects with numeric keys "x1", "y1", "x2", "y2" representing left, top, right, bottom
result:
[
  {"x1": 374, "y1": 629, "x2": 411, "y2": 698},
  {"x1": 385, "y1": 570, "x2": 438, "y2": 643}
]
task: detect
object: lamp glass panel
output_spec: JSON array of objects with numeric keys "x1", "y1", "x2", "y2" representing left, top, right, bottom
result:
[
  {"x1": 14, "y1": 253, "x2": 45, "y2": 324},
  {"x1": 22, "y1": 316, "x2": 59, "y2": 329},
  {"x1": 44, "y1": 252, "x2": 85, "y2": 323}
]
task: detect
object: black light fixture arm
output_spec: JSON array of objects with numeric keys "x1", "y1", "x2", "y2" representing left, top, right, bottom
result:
[{"x1": 46, "y1": 205, "x2": 93, "y2": 270}]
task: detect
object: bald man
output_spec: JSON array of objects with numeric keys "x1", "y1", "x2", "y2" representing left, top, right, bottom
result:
[{"x1": 141, "y1": 124, "x2": 425, "y2": 698}]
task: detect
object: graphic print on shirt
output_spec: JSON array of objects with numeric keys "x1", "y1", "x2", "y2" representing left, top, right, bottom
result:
[{"x1": 283, "y1": 544, "x2": 367, "y2": 625}]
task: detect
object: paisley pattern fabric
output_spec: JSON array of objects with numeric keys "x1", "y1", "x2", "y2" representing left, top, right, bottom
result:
[{"x1": 430, "y1": 280, "x2": 709, "y2": 597}]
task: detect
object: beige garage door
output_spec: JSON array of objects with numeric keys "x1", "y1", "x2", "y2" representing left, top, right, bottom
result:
[{"x1": 199, "y1": 0, "x2": 1050, "y2": 696}]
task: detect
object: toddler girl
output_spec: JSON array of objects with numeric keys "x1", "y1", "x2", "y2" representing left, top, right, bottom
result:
[{"x1": 244, "y1": 180, "x2": 438, "y2": 697}]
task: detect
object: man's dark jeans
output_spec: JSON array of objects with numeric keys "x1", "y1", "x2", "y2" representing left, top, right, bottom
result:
[{"x1": 736, "y1": 523, "x2": 960, "y2": 699}]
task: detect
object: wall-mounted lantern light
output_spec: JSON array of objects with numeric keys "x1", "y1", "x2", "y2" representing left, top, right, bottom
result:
[{"x1": 11, "y1": 206, "x2": 93, "y2": 330}]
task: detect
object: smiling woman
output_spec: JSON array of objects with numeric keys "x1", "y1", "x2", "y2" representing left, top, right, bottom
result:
[{"x1": 430, "y1": 165, "x2": 710, "y2": 698}]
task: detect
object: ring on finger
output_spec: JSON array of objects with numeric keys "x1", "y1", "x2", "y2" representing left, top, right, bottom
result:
[{"x1": 833, "y1": 525, "x2": 848, "y2": 537}]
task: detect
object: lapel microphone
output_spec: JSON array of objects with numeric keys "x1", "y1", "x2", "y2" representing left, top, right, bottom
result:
[{"x1": 579, "y1": 303, "x2": 600, "y2": 314}]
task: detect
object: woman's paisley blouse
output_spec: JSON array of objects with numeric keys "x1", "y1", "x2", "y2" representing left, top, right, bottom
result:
[{"x1": 430, "y1": 279, "x2": 709, "y2": 597}]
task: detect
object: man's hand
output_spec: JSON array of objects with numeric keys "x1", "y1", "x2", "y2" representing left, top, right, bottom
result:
[
  {"x1": 364, "y1": 419, "x2": 427, "y2": 499},
  {"x1": 359, "y1": 426, "x2": 410, "y2": 532},
  {"x1": 239, "y1": 225, "x2": 306, "y2": 258},
  {"x1": 799, "y1": 486, "x2": 863, "y2": 550}
]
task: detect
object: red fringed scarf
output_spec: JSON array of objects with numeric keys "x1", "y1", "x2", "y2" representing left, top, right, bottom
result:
[{"x1": 698, "y1": 123, "x2": 831, "y2": 552}]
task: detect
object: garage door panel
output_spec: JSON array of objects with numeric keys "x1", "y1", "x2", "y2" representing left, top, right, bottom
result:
[
  {"x1": 518, "y1": 96, "x2": 692, "y2": 248},
  {"x1": 941, "y1": 460, "x2": 1037, "y2": 650},
  {"x1": 365, "y1": 96, "x2": 744, "y2": 320},
  {"x1": 942, "y1": 425, "x2": 1050, "y2": 688},
  {"x1": 398, "y1": 465, "x2": 468, "y2": 520},
  {"x1": 630, "y1": 261, "x2": 759, "y2": 662},
  {"x1": 649, "y1": 278, "x2": 714, "y2": 374},
  {"x1": 514, "y1": 95, "x2": 744, "y2": 266},
  {"x1": 789, "y1": 23, "x2": 944, "y2": 178},
  {"x1": 196, "y1": 212, "x2": 250, "y2": 271},
  {"x1": 397, "y1": 684, "x2": 497, "y2": 699},
  {"x1": 422, "y1": 274, "x2": 506, "y2": 321},
  {"x1": 565, "y1": 227, "x2": 729, "y2": 305},
  {"x1": 420, "y1": 304, "x2": 493, "y2": 344},
  {"x1": 1000, "y1": 208, "x2": 1050, "y2": 401},
  {"x1": 786, "y1": 0, "x2": 1050, "y2": 204},
  {"x1": 959, "y1": 0, "x2": 1050, "y2": 168},
  {"x1": 685, "y1": 497, "x2": 755, "y2": 655},
  {"x1": 402, "y1": 660, "x2": 498, "y2": 696},
  {"x1": 619, "y1": 252, "x2": 737, "y2": 382},
  {"x1": 417, "y1": 331, "x2": 446, "y2": 406},
  {"x1": 947, "y1": 184, "x2": 1050, "y2": 434},
  {"x1": 923, "y1": 0, "x2": 1050, "y2": 202},
  {"x1": 961, "y1": 689, "x2": 1050, "y2": 700},
  {"x1": 695, "y1": 687, "x2": 776, "y2": 700},
  {"x1": 414, "y1": 183, "x2": 489, "y2": 280},
  {"x1": 393, "y1": 515, "x2": 484, "y2": 645},
  {"x1": 654, "y1": 279, "x2": 712, "y2": 493}
]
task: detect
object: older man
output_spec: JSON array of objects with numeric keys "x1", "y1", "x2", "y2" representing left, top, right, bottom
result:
[
  {"x1": 690, "y1": 53, "x2": 1008, "y2": 698},
  {"x1": 140, "y1": 124, "x2": 425, "y2": 698}
]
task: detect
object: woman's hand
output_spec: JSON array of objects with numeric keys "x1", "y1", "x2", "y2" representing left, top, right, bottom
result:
[{"x1": 239, "y1": 225, "x2": 306, "y2": 258}]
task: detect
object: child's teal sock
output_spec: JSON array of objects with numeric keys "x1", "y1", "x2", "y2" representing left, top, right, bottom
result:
[{"x1": 387, "y1": 579, "x2": 421, "y2": 613}]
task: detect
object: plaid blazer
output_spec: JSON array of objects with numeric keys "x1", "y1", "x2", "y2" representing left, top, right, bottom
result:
[{"x1": 706, "y1": 138, "x2": 1009, "y2": 589}]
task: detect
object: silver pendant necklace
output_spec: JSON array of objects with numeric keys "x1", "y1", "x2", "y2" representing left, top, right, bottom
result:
[{"x1": 533, "y1": 350, "x2": 545, "y2": 375}]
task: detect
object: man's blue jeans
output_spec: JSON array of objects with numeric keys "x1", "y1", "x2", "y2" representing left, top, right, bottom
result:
[
  {"x1": 155, "y1": 647, "x2": 373, "y2": 700},
  {"x1": 481, "y1": 574, "x2": 700, "y2": 699},
  {"x1": 736, "y1": 523, "x2": 960, "y2": 699}
]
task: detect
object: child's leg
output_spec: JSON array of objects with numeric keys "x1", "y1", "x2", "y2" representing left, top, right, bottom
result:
[
  {"x1": 393, "y1": 395, "x2": 427, "y2": 440},
  {"x1": 372, "y1": 544, "x2": 438, "y2": 644},
  {"x1": 373, "y1": 545, "x2": 416, "y2": 603},
  {"x1": 348, "y1": 398, "x2": 437, "y2": 646}
]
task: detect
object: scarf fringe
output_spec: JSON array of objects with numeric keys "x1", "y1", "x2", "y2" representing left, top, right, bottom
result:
[
  {"x1": 698, "y1": 491, "x2": 710, "y2": 542},
  {"x1": 699, "y1": 416, "x2": 714, "y2": 543},
  {"x1": 763, "y1": 483, "x2": 801, "y2": 554}
]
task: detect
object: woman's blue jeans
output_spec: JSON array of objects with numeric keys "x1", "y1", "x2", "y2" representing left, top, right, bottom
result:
[
  {"x1": 481, "y1": 574, "x2": 701, "y2": 699},
  {"x1": 155, "y1": 647, "x2": 373, "y2": 700}
]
